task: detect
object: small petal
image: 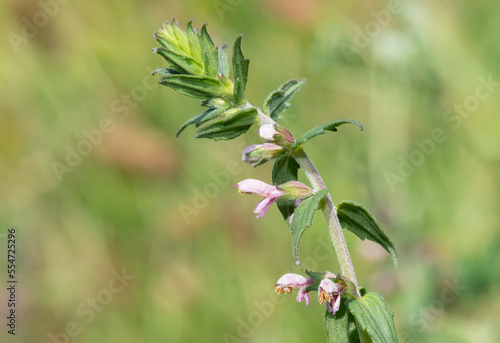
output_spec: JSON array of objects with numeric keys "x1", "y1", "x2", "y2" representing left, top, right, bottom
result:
[
  {"x1": 297, "y1": 287, "x2": 310, "y2": 307},
  {"x1": 331, "y1": 294, "x2": 341, "y2": 314},
  {"x1": 259, "y1": 124, "x2": 280, "y2": 141},
  {"x1": 319, "y1": 278, "x2": 339, "y2": 294},
  {"x1": 254, "y1": 197, "x2": 275, "y2": 218},
  {"x1": 275, "y1": 273, "x2": 310, "y2": 287},
  {"x1": 326, "y1": 301, "x2": 333, "y2": 313}
]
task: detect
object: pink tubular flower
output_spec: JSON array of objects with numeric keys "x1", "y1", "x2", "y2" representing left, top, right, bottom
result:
[
  {"x1": 232, "y1": 179, "x2": 285, "y2": 218},
  {"x1": 274, "y1": 273, "x2": 315, "y2": 307},
  {"x1": 318, "y1": 278, "x2": 345, "y2": 314},
  {"x1": 233, "y1": 179, "x2": 313, "y2": 218}
]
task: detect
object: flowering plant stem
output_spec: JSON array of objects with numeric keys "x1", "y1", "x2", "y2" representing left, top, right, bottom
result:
[
  {"x1": 292, "y1": 147, "x2": 361, "y2": 297},
  {"x1": 152, "y1": 21, "x2": 400, "y2": 342}
]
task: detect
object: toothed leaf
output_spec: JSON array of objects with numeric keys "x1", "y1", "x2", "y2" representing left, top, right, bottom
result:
[
  {"x1": 264, "y1": 79, "x2": 306, "y2": 121},
  {"x1": 232, "y1": 35, "x2": 249, "y2": 104},
  {"x1": 291, "y1": 190, "x2": 328, "y2": 265},
  {"x1": 291, "y1": 119, "x2": 364, "y2": 149}
]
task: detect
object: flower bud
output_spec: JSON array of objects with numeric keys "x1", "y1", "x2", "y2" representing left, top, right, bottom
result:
[
  {"x1": 278, "y1": 181, "x2": 314, "y2": 199},
  {"x1": 242, "y1": 143, "x2": 286, "y2": 167}
]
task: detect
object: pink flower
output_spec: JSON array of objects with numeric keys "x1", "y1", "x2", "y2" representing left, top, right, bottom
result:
[
  {"x1": 233, "y1": 179, "x2": 313, "y2": 218},
  {"x1": 274, "y1": 273, "x2": 315, "y2": 307},
  {"x1": 318, "y1": 278, "x2": 345, "y2": 314},
  {"x1": 232, "y1": 179, "x2": 285, "y2": 218}
]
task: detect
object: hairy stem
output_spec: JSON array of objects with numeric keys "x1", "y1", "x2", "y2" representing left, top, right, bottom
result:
[
  {"x1": 251, "y1": 104, "x2": 360, "y2": 295},
  {"x1": 292, "y1": 147, "x2": 360, "y2": 296}
]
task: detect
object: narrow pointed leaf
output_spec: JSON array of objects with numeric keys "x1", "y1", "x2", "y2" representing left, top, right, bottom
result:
[
  {"x1": 272, "y1": 155, "x2": 300, "y2": 228},
  {"x1": 154, "y1": 32, "x2": 185, "y2": 56},
  {"x1": 218, "y1": 44, "x2": 230, "y2": 76},
  {"x1": 336, "y1": 200, "x2": 398, "y2": 268},
  {"x1": 232, "y1": 34, "x2": 249, "y2": 104},
  {"x1": 291, "y1": 119, "x2": 364, "y2": 149},
  {"x1": 176, "y1": 106, "x2": 229, "y2": 138},
  {"x1": 199, "y1": 24, "x2": 218, "y2": 78},
  {"x1": 159, "y1": 75, "x2": 221, "y2": 99},
  {"x1": 196, "y1": 107, "x2": 257, "y2": 140},
  {"x1": 154, "y1": 47, "x2": 203, "y2": 75},
  {"x1": 186, "y1": 21, "x2": 203, "y2": 64},
  {"x1": 349, "y1": 292, "x2": 398, "y2": 343},
  {"x1": 152, "y1": 68, "x2": 181, "y2": 77},
  {"x1": 264, "y1": 79, "x2": 306, "y2": 121},
  {"x1": 291, "y1": 190, "x2": 328, "y2": 265},
  {"x1": 172, "y1": 21, "x2": 191, "y2": 55}
]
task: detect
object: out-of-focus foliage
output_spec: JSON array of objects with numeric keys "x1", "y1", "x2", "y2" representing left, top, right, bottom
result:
[{"x1": 1, "y1": 0, "x2": 499, "y2": 342}]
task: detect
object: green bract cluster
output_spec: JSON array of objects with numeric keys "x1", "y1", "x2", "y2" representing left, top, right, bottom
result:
[{"x1": 153, "y1": 20, "x2": 254, "y2": 140}]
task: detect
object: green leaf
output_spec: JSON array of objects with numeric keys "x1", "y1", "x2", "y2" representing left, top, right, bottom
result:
[
  {"x1": 199, "y1": 24, "x2": 218, "y2": 78},
  {"x1": 264, "y1": 79, "x2": 306, "y2": 121},
  {"x1": 336, "y1": 200, "x2": 398, "y2": 268},
  {"x1": 349, "y1": 292, "x2": 398, "y2": 343},
  {"x1": 232, "y1": 34, "x2": 249, "y2": 105},
  {"x1": 291, "y1": 190, "x2": 328, "y2": 265},
  {"x1": 172, "y1": 21, "x2": 191, "y2": 55},
  {"x1": 152, "y1": 68, "x2": 181, "y2": 77},
  {"x1": 176, "y1": 106, "x2": 229, "y2": 138},
  {"x1": 291, "y1": 119, "x2": 364, "y2": 150},
  {"x1": 196, "y1": 107, "x2": 257, "y2": 140},
  {"x1": 272, "y1": 155, "x2": 300, "y2": 228},
  {"x1": 159, "y1": 75, "x2": 221, "y2": 99},
  {"x1": 324, "y1": 300, "x2": 361, "y2": 343},
  {"x1": 218, "y1": 44, "x2": 230, "y2": 76},
  {"x1": 153, "y1": 47, "x2": 204, "y2": 75},
  {"x1": 186, "y1": 21, "x2": 203, "y2": 64}
]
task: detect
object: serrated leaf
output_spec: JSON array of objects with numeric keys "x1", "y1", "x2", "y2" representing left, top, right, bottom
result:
[
  {"x1": 176, "y1": 106, "x2": 229, "y2": 138},
  {"x1": 264, "y1": 79, "x2": 306, "y2": 121},
  {"x1": 186, "y1": 21, "x2": 203, "y2": 64},
  {"x1": 291, "y1": 190, "x2": 328, "y2": 265},
  {"x1": 272, "y1": 155, "x2": 300, "y2": 228},
  {"x1": 349, "y1": 292, "x2": 398, "y2": 343},
  {"x1": 199, "y1": 24, "x2": 218, "y2": 78},
  {"x1": 232, "y1": 35, "x2": 249, "y2": 104},
  {"x1": 336, "y1": 200, "x2": 398, "y2": 268},
  {"x1": 154, "y1": 47, "x2": 204, "y2": 75},
  {"x1": 324, "y1": 299, "x2": 361, "y2": 343},
  {"x1": 196, "y1": 107, "x2": 257, "y2": 140},
  {"x1": 291, "y1": 119, "x2": 364, "y2": 149},
  {"x1": 159, "y1": 75, "x2": 222, "y2": 99},
  {"x1": 218, "y1": 44, "x2": 230, "y2": 76}
]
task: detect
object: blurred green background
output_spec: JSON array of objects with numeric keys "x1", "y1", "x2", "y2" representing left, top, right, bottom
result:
[{"x1": 1, "y1": 0, "x2": 499, "y2": 342}]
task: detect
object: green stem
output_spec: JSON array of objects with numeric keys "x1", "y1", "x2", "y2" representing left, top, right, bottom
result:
[
  {"x1": 292, "y1": 147, "x2": 360, "y2": 296},
  {"x1": 250, "y1": 105, "x2": 360, "y2": 295}
]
